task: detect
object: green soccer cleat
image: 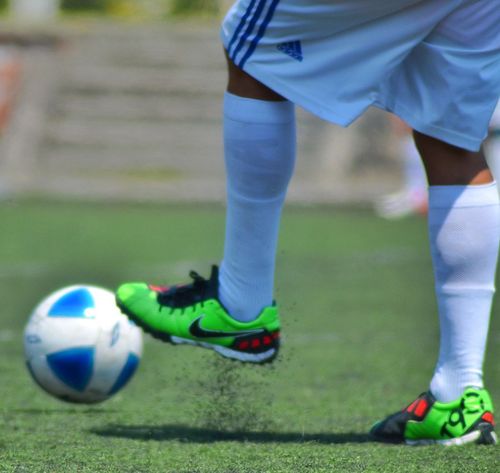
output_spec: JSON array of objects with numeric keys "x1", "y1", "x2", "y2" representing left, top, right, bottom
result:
[
  {"x1": 370, "y1": 387, "x2": 497, "y2": 446},
  {"x1": 115, "y1": 266, "x2": 280, "y2": 364}
]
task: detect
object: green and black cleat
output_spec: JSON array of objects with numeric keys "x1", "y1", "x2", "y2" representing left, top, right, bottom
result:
[
  {"x1": 370, "y1": 387, "x2": 497, "y2": 446},
  {"x1": 116, "y1": 266, "x2": 280, "y2": 364}
]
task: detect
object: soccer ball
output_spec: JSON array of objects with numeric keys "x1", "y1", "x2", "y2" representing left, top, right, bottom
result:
[{"x1": 24, "y1": 285, "x2": 143, "y2": 404}]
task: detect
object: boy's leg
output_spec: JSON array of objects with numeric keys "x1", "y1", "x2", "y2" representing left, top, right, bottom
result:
[
  {"x1": 371, "y1": 132, "x2": 499, "y2": 444},
  {"x1": 415, "y1": 132, "x2": 499, "y2": 403},
  {"x1": 374, "y1": 119, "x2": 428, "y2": 219},
  {"x1": 115, "y1": 58, "x2": 293, "y2": 362},
  {"x1": 225, "y1": 56, "x2": 284, "y2": 102},
  {"x1": 219, "y1": 56, "x2": 295, "y2": 322}
]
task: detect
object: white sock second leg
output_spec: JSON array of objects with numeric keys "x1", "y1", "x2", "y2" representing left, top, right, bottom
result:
[{"x1": 429, "y1": 183, "x2": 500, "y2": 402}]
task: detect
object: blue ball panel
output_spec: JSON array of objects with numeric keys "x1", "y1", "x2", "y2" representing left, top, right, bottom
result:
[
  {"x1": 46, "y1": 347, "x2": 95, "y2": 392},
  {"x1": 48, "y1": 288, "x2": 95, "y2": 318},
  {"x1": 108, "y1": 353, "x2": 140, "y2": 395}
]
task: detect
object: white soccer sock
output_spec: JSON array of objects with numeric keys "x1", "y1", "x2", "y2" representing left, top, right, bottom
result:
[
  {"x1": 429, "y1": 183, "x2": 500, "y2": 402},
  {"x1": 219, "y1": 92, "x2": 295, "y2": 322}
]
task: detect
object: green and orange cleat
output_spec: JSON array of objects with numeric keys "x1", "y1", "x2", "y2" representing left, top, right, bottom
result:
[
  {"x1": 115, "y1": 266, "x2": 280, "y2": 364},
  {"x1": 370, "y1": 387, "x2": 497, "y2": 446}
]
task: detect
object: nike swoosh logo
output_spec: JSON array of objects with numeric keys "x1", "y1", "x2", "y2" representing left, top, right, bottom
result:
[{"x1": 188, "y1": 316, "x2": 264, "y2": 339}]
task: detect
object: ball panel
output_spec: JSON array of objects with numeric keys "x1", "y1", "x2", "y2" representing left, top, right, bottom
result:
[
  {"x1": 108, "y1": 352, "x2": 140, "y2": 395},
  {"x1": 27, "y1": 354, "x2": 84, "y2": 401},
  {"x1": 30, "y1": 285, "x2": 94, "y2": 322},
  {"x1": 47, "y1": 287, "x2": 95, "y2": 318},
  {"x1": 46, "y1": 347, "x2": 95, "y2": 392}
]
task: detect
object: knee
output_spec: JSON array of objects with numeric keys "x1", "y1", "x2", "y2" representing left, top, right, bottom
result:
[{"x1": 413, "y1": 130, "x2": 492, "y2": 186}]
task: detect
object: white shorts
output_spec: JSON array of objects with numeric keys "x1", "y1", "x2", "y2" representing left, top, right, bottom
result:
[{"x1": 221, "y1": 0, "x2": 500, "y2": 151}]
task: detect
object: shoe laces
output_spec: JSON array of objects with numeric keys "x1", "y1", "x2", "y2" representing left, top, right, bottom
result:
[{"x1": 157, "y1": 266, "x2": 218, "y2": 309}]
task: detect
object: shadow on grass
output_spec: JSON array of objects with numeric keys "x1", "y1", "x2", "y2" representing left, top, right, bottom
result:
[
  {"x1": 13, "y1": 408, "x2": 118, "y2": 415},
  {"x1": 91, "y1": 424, "x2": 371, "y2": 444}
]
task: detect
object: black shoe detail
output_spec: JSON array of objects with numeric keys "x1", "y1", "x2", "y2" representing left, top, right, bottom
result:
[
  {"x1": 467, "y1": 412, "x2": 497, "y2": 445},
  {"x1": 370, "y1": 392, "x2": 435, "y2": 444},
  {"x1": 475, "y1": 422, "x2": 497, "y2": 445},
  {"x1": 156, "y1": 266, "x2": 219, "y2": 309}
]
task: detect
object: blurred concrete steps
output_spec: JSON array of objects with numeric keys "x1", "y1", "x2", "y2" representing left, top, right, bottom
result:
[
  {"x1": 55, "y1": 94, "x2": 219, "y2": 122},
  {"x1": 30, "y1": 23, "x2": 228, "y2": 200},
  {"x1": 60, "y1": 65, "x2": 223, "y2": 95},
  {"x1": 1, "y1": 21, "x2": 401, "y2": 203}
]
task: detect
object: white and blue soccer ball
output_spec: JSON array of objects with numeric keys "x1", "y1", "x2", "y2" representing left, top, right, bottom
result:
[{"x1": 24, "y1": 285, "x2": 143, "y2": 404}]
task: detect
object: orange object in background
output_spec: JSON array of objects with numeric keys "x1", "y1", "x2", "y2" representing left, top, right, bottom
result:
[{"x1": 0, "y1": 48, "x2": 22, "y2": 132}]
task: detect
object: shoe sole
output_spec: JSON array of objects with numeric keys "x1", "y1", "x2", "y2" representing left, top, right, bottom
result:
[
  {"x1": 116, "y1": 300, "x2": 278, "y2": 365},
  {"x1": 170, "y1": 336, "x2": 277, "y2": 363},
  {"x1": 405, "y1": 423, "x2": 497, "y2": 447}
]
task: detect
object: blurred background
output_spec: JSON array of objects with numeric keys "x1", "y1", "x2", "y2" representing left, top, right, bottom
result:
[{"x1": 0, "y1": 0, "x2": 411, "y2": 207}]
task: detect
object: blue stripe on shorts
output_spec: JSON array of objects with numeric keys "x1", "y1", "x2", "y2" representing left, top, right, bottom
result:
[
  {"x1": 238, "y1": 0, "x2": 281, "y2": 68},
  {"x1": 227, "y1": 0, "x2": 258, "y2": 57},
  {"x1": 229, "y1": 0, "x2": 280, "y2": 68}
]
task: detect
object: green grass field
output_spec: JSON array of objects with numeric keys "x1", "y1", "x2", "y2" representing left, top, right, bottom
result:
[{"x1": 0, "y1": 200, "x2": 498, "y2": 472}]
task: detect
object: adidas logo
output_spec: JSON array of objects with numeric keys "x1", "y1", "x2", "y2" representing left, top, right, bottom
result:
[{"x1": 277, "y1": 40, "x2": 303, "y2": 62}]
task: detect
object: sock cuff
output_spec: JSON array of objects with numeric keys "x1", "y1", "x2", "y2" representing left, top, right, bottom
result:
[
  {"x1": 224, "y1": 91, "x2": 294, "y2": 124},
  {"x1": 429, "y1": 182, "x2": 499, "y2": 209}
]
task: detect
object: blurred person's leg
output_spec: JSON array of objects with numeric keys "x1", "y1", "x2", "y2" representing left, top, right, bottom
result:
[
  {"x1": 375, "y1": 118, "x2": 428, "y2": 218},
  {"x1": 485, "y1": 137, "x2": 500, "y2": 191},
  {"x1": 401, "y1": 133, "x2": 428, "y2": 208},
  {"x1": 0, "y1": 47, "x2": 22, "y2": 131},
  {"x1": 485, "y1": 103, "x2": 500, "y2": 194}
]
